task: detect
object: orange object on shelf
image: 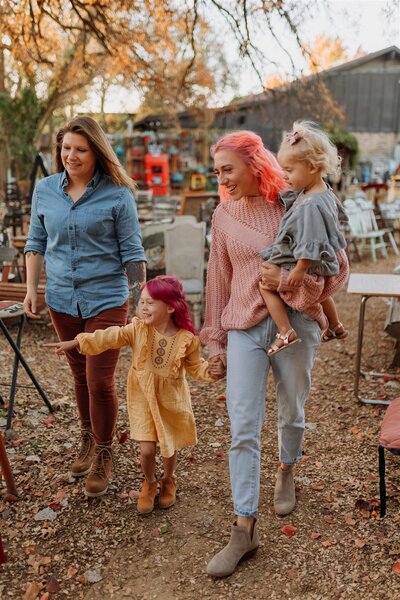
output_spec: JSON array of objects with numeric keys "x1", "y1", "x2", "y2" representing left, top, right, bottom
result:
[{"x1": 144, "y1": 154, "x2": 169, "y2": 196}]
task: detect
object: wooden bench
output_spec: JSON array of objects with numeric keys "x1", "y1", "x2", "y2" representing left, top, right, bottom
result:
[{"x1": 0, "y1": 283, "x2": 47, "y2": 314}]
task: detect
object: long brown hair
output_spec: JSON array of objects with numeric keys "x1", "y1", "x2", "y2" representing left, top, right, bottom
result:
[{"x1": 55, "y1": 115, "x2": 137, "y2": 192}]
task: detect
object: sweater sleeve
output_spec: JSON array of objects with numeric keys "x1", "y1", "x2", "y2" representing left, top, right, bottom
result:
[
  {"x1": 76, "y1": 322, "x2": 134, "y2": 355},
  {"x1": 278, "y1": 249, "x2": 349, "y2": 311},
  {"x1": 199, "y1": 219, "x2": 233, "y2": 358}
]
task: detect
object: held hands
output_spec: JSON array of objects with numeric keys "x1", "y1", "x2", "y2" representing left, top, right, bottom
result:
[
  {"x1": 208, "y1": 353, "x2": 227, "y2": 379},
  {"x1": 43, "y1": 339, "x2": 79, "y2": 356}
]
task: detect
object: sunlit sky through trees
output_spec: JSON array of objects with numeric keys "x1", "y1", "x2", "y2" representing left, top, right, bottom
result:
[{"x1": 78, "y1": 0, "x2": 400, "y2": 114}]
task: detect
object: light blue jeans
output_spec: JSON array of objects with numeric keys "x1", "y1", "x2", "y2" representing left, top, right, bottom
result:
[{"x1": 226, "y1": 309, "x2": 321, "y2": 517}]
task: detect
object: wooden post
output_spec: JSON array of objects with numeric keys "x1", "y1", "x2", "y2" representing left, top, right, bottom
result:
[{"x1": 0, "y1": 431, "x2": 17, "y2": 497}]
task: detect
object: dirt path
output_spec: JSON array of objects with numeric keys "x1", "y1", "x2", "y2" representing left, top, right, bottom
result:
[{"x1": 1, "y1": 256, "x2": 400, "y2": 600}]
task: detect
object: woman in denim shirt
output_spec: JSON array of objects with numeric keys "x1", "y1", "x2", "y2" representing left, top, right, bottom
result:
[{"x1": 24, "y1": 116, "x2": 146, "y2": 498}]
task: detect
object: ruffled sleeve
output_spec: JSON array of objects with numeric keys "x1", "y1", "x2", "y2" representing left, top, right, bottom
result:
[
  {"x1": 180, "y1": 334, "x2": 215, "y2": 381},
  {"x1": 76, "y1": 317, "x2": 137, "y2": 355}
]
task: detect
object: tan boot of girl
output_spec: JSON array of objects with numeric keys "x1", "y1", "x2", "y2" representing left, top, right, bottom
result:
[
  {"x1": 137, "y1": 480, "x2": 158, "y2": 514},
  {"x1": 158, "y1": 476, "x2": 177, "y2": 509}
]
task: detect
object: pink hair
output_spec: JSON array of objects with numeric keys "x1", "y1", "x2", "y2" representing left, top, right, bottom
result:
[
  {"x1": 211, "y1": 130, "x2": 287, "y2": 202},
  {"x1": 144, "y1": 276, "x2": 197, "y2": 335}
]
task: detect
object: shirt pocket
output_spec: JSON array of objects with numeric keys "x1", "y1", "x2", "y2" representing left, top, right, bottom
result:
[{"x1": 84, "y1": 208, "x2": 114, "y2": 236}]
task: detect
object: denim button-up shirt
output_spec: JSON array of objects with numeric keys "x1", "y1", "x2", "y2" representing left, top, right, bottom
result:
[{"x1": 25, "y1": 171, "x2": 146, "y2": 318}]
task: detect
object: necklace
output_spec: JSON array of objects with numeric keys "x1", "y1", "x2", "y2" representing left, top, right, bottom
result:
[{"x1": 150, "y1": 329, "x2": 177, "y2": 369}]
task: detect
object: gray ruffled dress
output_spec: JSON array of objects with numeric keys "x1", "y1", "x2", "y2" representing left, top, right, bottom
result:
[{"x1": 260, "y1": 188, "x2": 348, "y2": 276}]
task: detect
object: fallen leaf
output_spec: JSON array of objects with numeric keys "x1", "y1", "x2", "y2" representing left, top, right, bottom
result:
[
  {"x1": 355, "y1": 499, "x2": 371, "y2": 512},
  {"x1": 217, "y1": 393, "x2": 226, "y2": 401},
  {"x1": 321, "y1": 540, "x2": 333, "y2": 548},
  {"x1": 344, "y1": 513, "x2": 356, "y2": 526},
  {"x1": 310, "y1": 532, "x2": 321, "y2": 540},
  {"x1": 392, "y1": 560, "x2": 400, "y2": 574},
  {"x1": 323, "y1": 515, "x2": 335, "y2": 524},
  {"x1": 281, "y1": 525, "x2": 297, "y2": 537},
  {"x1": 42, "y1": 415, "x2": 56, "y2": 427},
  {"x1": 355, "y1": 539, "x2": 368, "y2": 548},
  {"x1": 23, "y1": 582, "x2": 43, "y2": 600},
  {"x1": 45, "y1": 576, "x2": 60, "y2": 594},
  {"x1": 118, "y1": 432, "x2": 128, "y2": 444},
  {"x1": 310, "y1": 483, "x2": 325, "y2": 491},
  {"x1": 66, "y1": 566, "x2": 78, "y2": 579}
]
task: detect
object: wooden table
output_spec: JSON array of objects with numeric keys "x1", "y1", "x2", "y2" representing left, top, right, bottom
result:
[{"x1": 347, "y1": 273, "x2": 400, "y2": 405}]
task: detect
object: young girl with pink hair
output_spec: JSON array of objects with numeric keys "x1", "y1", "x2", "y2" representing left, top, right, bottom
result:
[{"x1": 45, "y1": 276, "x2": 217, "y2": 513}]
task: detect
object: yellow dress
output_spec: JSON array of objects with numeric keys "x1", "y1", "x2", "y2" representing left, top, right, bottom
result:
[{"x1": 76, "y1": 317, "x2": 213, "y2": 457}]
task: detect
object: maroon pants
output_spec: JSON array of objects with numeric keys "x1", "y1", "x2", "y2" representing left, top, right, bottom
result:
[{"x1": 50, "y1": 301, "x2": 129, "y2": 445}]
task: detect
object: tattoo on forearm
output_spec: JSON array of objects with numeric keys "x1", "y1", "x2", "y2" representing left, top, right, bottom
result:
[{"x1": 125, "y1": 261, "x2": 146, "y2": 306}]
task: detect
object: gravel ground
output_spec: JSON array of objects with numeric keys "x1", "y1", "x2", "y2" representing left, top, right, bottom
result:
[{"x1": 1, "y1": 254, "x2": 400, "y2": 600}]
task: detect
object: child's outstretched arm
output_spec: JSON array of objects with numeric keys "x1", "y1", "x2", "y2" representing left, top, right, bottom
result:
[{"x1": 43, "y1": 339, "x2": 79, "y2": 356}]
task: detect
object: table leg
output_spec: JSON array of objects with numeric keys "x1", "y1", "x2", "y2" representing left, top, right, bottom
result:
[
  {"x1": 6, "y1": 315, "x2": 24, "y2": 429},
  {"x1": 0, "y1": 318, "x2": 53, "y2": 429},
  {"x1": 354, "y1": 295, "x2": 391, "y2": 405}
]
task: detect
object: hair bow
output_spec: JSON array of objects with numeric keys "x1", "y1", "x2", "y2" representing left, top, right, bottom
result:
[{"x1": 285, "y1": 131, "x2": 302, "y2": 145}]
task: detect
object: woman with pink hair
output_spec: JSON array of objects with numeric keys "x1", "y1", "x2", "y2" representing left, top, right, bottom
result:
[
  {"x1": 200, "y1": 130, "x2": 349, "y2": 577},
  {"x1": 45, "y1": 276, "x2": 218, "y2": 513}
]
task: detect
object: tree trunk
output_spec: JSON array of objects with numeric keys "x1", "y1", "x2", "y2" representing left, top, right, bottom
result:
[{"x1": 0, "y1": 48, "x2": 7, "y2": 203}]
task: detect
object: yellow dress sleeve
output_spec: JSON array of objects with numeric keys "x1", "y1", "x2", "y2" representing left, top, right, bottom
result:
[
  {"x1": 183, "y1": 336, "x2": 215, "y2": 382},
  {"x1": 76, "y1": 321, "x2": 135, "y2": 355}
]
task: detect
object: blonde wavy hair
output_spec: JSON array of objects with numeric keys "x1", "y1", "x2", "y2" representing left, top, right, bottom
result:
[
  {"x1": 279, "y1": 120, "x2": 340, "y2": 177},
  {"x1": 55, "y1": 115, "x2": 137, "y2": 192}
]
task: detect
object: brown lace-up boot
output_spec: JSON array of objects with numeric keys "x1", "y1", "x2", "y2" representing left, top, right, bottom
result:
[
  {"x1": 84, "y1": 444, "x2": 113, "y2": 498},
  {"x1": 71, "y1": 429, "x2": 96, "y2": 477}
]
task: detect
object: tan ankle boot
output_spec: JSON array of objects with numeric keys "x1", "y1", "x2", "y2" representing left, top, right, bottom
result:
[
  {"x1": 158, "y1": 476, "x2": 177, "y2": 509},
  {"x1": 206, "y1": 522, "x2": 259, "y2": 577},
  {"x1": 274, "y1": 465, "x2": 296, "y2": 516},
  {"x1": 137, "y1": 480, "x2": 158, "y2": 514},
  {"x1": 84, "y1": 444, "x2": 113, "y2": 498},
  {"x1": 71, "y1": 429, "x2": 95, "y2": 477}
]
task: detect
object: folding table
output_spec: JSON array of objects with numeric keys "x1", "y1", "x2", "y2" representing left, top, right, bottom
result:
[
  {"x1": 0, "y1": 301, "x2": 53, "y2": 429},
  {"x1": 347, "y1": 273, "x2": 400, "y2": 405}
]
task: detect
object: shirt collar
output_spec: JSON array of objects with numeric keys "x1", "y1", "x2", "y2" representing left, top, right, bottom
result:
[{"x1": 60, "y1": 169, "x2": 102, "y2": 191}]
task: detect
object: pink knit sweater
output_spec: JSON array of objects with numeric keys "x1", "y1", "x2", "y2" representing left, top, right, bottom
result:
[{"x1": 200, "y1": 195, "x2": 349, "y2": 358}]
